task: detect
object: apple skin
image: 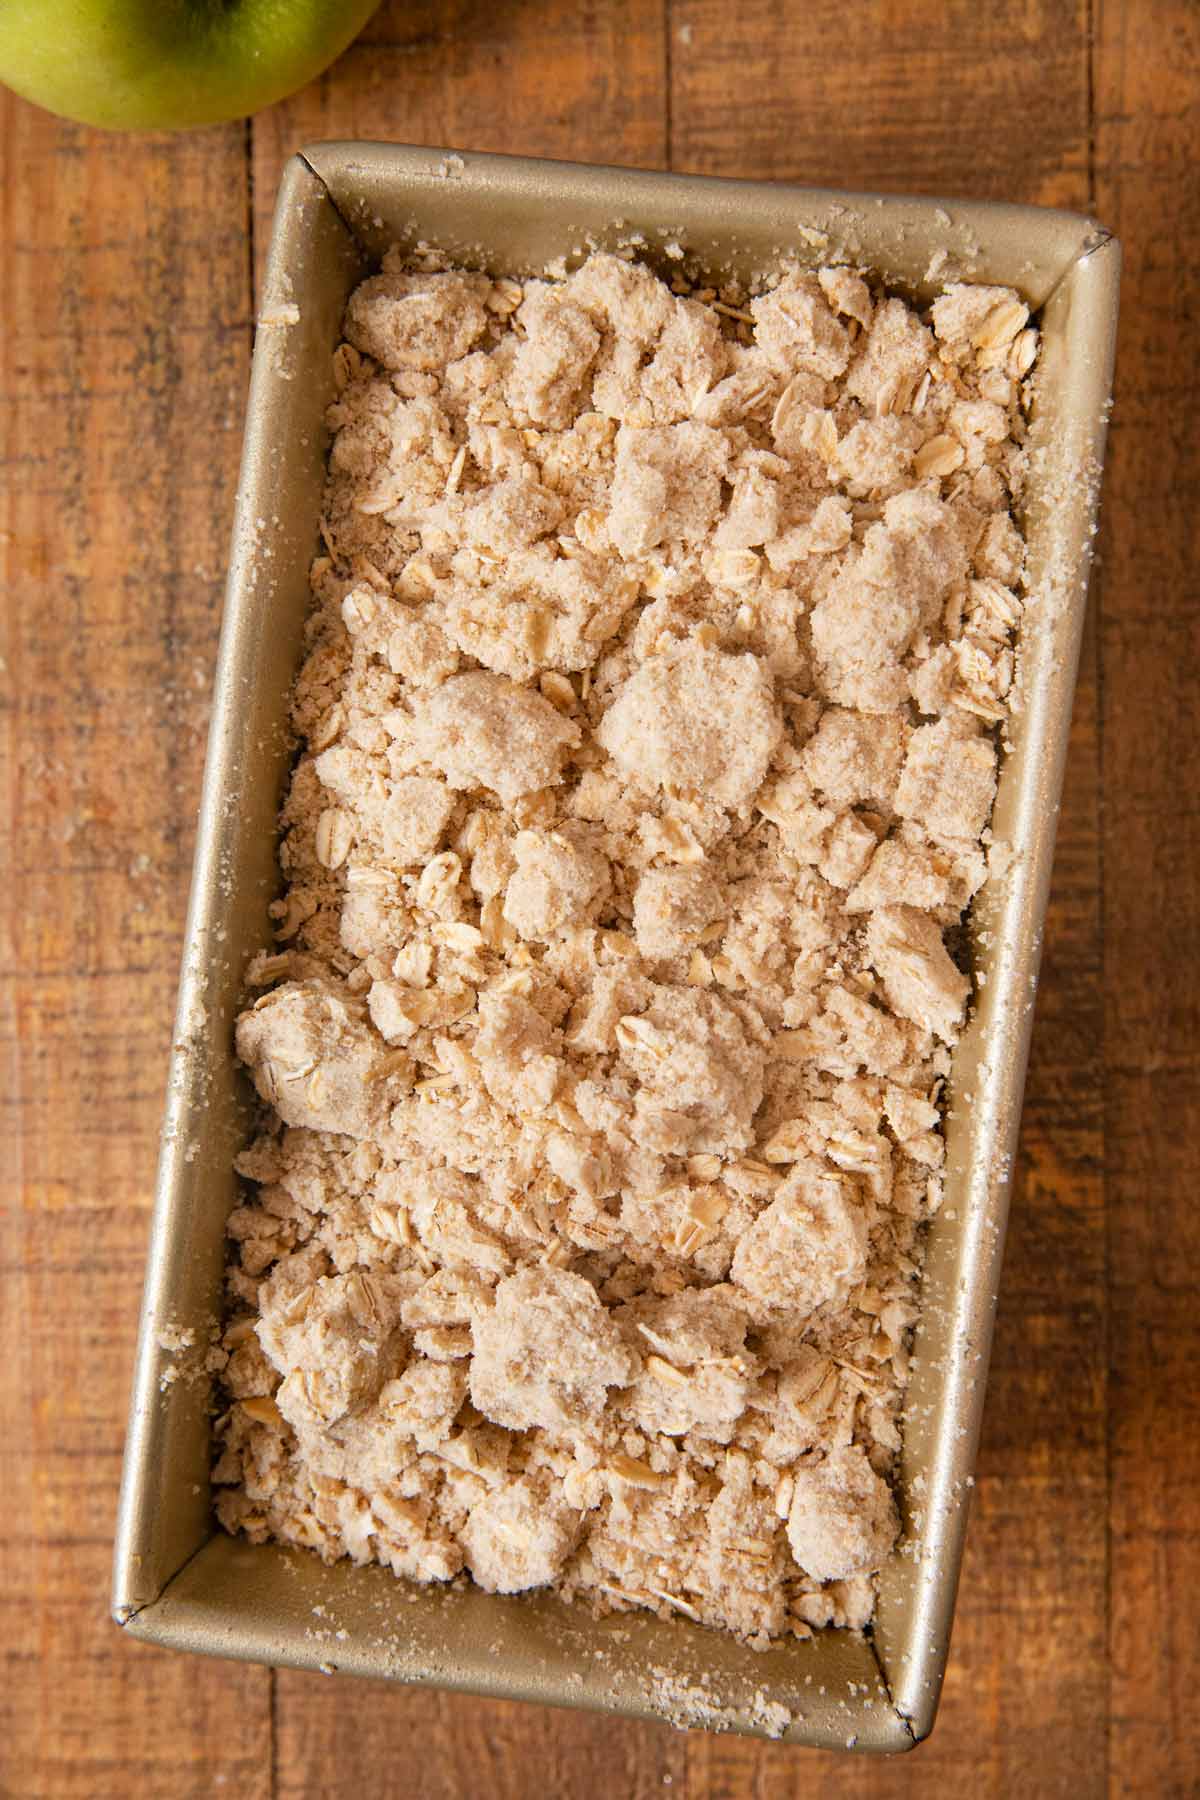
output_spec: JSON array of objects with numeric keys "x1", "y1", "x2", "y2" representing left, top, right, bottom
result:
[{"x1": 0, "y1": 0, "x2": 381, "y2": 130}]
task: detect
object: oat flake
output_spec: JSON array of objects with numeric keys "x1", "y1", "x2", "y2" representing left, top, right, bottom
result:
[{"x1": 215, "y1": 251, "x2": 1035, "y2": 1647}]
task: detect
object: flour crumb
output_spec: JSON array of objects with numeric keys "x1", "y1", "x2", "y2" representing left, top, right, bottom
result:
[{"x1": 214, "y1": 243, "x2": 1037, "y2": 1649}]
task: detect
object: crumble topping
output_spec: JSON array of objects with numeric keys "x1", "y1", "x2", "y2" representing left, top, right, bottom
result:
[
  {"x1": 597, "y1": 639, "x2": 780, "y2": 809},
  {"x1": 214, "y1": 247, "x2": 1036, "y2": 1647}
]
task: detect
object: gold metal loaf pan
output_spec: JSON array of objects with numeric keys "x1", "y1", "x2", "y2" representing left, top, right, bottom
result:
[{"x1": 112, "y1": 144, "x2": 1119, "y2": 1753}]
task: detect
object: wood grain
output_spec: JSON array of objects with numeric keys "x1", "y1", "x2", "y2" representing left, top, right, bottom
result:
[
  {"x1": 1, "y1": 1, "x2": 1197, "y2": 1794},
  {"x1": 667, "y1": 0, "x2": 1091, "y2": 208},
  {"x1": 0, "y1": 100, "x2": 270, "y2": 1799},
  {"x1": 1095, "y1": 3, "x2": 1200, "y2": 1795}
]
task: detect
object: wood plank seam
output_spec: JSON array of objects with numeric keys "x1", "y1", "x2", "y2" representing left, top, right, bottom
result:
[{"x1": 1085, "y1": 10, "x2": 1113, "y2": 1800}]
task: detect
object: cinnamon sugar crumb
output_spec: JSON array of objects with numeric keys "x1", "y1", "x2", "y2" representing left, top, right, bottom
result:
[{"x1": 215, "y1": 251, "x2": 1036, "y2": 1645}]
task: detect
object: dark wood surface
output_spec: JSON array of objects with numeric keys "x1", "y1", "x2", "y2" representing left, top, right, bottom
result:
[{"x1": 2, "y1": 2, "x2": 1197, "y2": 1793}]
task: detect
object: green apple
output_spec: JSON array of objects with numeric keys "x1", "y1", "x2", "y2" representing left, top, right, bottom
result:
[{"x1": 0, "y1": 0, "x2": 380, "y2": 130}]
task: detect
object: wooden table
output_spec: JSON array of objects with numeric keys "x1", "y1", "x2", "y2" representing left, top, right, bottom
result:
[{"x1": 2, "y1": 2, "x2": 1197, "y2": 1793}]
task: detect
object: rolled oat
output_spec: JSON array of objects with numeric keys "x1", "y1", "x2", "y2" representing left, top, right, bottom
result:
[{"x1": 215, "y1": 251, "x2": 1035, "y2": 1647}]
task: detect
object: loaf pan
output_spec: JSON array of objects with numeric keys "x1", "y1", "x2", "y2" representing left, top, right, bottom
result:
[{"x1": 112, "y1": 143, "x2": 1119, "y2": 1751}]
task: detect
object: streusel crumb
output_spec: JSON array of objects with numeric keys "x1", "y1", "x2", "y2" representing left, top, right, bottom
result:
[{"x1": 214, "y1": 248, "x2": 1036, "y2": 1646}]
